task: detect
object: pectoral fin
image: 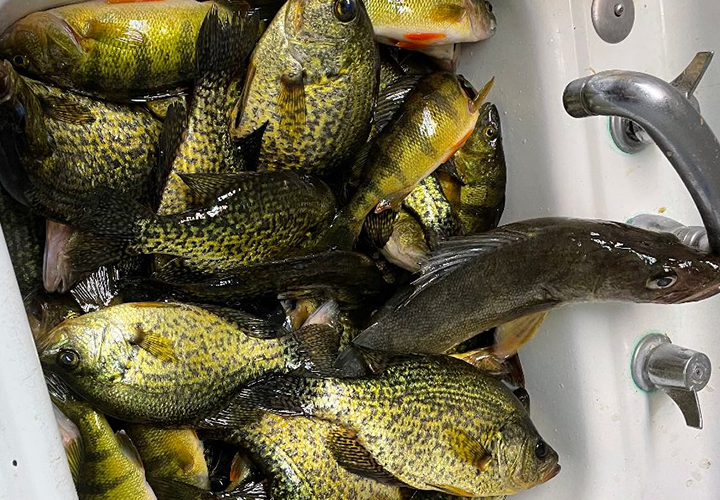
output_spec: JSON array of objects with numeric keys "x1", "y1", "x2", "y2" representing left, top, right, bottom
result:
[
  {"x1": 132, "y1": 327, "x2": 177, "y2": 361},
  {"x1": 278, "y1": 73, "x2": 307, "y2": 138},
  {"x1": 328, "y1": 426, "x2": 406, "y2": 485}
]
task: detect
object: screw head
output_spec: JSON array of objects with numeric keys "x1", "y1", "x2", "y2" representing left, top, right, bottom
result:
[{"x1": 614, "y1": 3, "x2": 625, "y2": 16}]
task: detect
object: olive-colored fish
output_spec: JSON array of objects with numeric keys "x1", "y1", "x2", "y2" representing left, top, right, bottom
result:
[
  {"x1": 228, "y1": 355, "x2": 560, "y2": 496},
  {"x1": 0, "y1": 186, "x2": 44, "y2": 300},
  {"x1": 452, "y1": 101, "x2": 506, "y2": 234},
  {"x1": 64, "y1": 171, "x2": 336, "y2": 276},
  {"x1": 230, "y1": 0, "x2": 378, "y2": 174},
  {"x1": 47, "y1": 377, "x2": 157, "y2": 500},
  {"x1": 411, "y1": 491, "x2": 505, "y2": 500},
  {"x1": 351, "y1": 218, "x2": 720, "y2": 355},
  {"x1": 404, "y1": 172, "x2": 462, "y2": 247},
  {"x1": 319, "y1": 73, "x2": 490, "y2": 249},
  {"x1": 37, "y1": 302, "x2": 339, "y2": 424},
  {"x1": 0, "y1": 60, "x2": 161, "y2": 222},
  {"x1": 381, "y1": 209, "x2": 429, "y2": 272},
  {"x1": 202, "y1": 412, "x2": 404, "y2": 500},
  {"x1": 157, "y1": 7, "x2": 261, "y2": 215},
  {"x1": 125, "y1": 426, "x2": 210, "y2": 492},
  {"x1": 0, "y1": 0, "x2": 218, "y2": 100},
  {"x1": 366, "y1": 0, "x2": 496, "y2": 48}
]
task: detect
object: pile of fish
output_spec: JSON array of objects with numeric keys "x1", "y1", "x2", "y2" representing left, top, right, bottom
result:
[{"x1": 0, "y1": 0, "x2": 718, "y2": 499}]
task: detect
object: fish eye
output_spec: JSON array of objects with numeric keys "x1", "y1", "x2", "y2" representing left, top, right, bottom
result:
[
  {"x1": 484, "y1": 125, "x2": 498, "y2": 139},
  {"x1": 57, "y1": 349, "x2": 80, "y2": 370},
  {"x1": 535, "y1": 439, "x2": 548, "y2": 459},
  {"x1": 333, "y1": 0, "x2": 357, "y2": 22},
  {"x1": 646, "y1": 270, "x2": 678, "y2": 290},
  {"x1": 11, "y1": 55, "x2": 27, "y2": 67}
]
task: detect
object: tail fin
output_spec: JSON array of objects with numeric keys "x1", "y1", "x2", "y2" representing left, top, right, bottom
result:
[
  {"x1": 196, "y1": 5, "x2": 261, "y2": 78},
  {"x1": 63, "y1": 187, "x2": 154, "y2": 272}
]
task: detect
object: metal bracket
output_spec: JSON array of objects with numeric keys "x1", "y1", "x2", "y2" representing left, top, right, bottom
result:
[
  {"x1": 611, "y1": 52, "x2": 714, "y2": 153},
  {"x1": 632, "y1": 333, "x2": 711, "y2": 429}
]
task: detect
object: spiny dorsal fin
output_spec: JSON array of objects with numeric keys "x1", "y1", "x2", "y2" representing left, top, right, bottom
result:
[
  {"x1": 400, "y1": 229, "x2": 529, "y2": 309},
  {"x1": 153, "y1": 100, "x2": 188, "y2": 211},
  {"x1": 199, "y1": 304, "x2": 286, "y2": 339}
]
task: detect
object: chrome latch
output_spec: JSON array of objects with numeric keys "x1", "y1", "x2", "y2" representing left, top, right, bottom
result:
[{"x1": 632, "y1": 333, "x2": 711, "y2": 429}]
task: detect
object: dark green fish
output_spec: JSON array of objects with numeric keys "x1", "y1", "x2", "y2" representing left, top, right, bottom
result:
[{"x1": 351, "y1": 218, "x2": 720, "y2": 354}]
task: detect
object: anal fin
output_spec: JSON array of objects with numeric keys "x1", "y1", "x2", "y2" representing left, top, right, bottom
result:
[{"x1": 327, "y1": 426, "x2": 406, "y2": 486}]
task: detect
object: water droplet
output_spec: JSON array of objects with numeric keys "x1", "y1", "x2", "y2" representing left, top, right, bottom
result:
[{"x1": 700, "y1": 459, "x2": 712, "y2": 469}]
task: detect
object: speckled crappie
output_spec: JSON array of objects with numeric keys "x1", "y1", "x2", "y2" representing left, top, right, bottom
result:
[
  {"x1": 202, "y1": 412, "x2": 405, "y2": 500},
  {"x1": 231, "y1": 355, "x2": 560, "y2": 496},
  {"x1": 157, "y1": 7, "x2": 261, "y2": 215},
  {"x1": 230, "y1": 0, "x2": 378, "y2": 174},
  {"x1": 452, "y1": 101, "x2": 506, "y2": 234},
  {"x1": 404, "y1": 172, "x2": 462, "y2": 246},
  {"x1": 64, "y1": 171, "x2": 336, "y2": 276},
  {"x1": 0, "y1": 60, "x2": 161, "y2": 222},
  {"x1": 38, "y1": 302, "x2": 340, "y2": 424}
]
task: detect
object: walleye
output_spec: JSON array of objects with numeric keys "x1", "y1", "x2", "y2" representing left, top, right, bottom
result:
[
  {"x1": 37, "y1": 302, "x2": 339, "y2": 424},
  {"x1": 224, "y1": 355, "x2": 560, "y2": 496},
  {"x1": 230, "y1": 0, "x2": 378, "y2": 174},
  {"x1": 319, "y1": 73, "x2": 491, "y2": 249},
  {"x1": 366, "y1": 0, "x2": 496, "y2": 48},
  {"x1": 351, "y1": 218, "x2": 720, "y2": 355}
]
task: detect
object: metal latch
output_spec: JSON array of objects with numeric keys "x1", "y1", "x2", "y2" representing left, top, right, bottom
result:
[{"x1": 632, "y1": 333, "x2": 712, "y2": 429}]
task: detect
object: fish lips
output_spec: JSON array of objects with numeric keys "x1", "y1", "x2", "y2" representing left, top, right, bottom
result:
[{"x1": 542, "y1": 463, "x2": 561, "y2": 483}]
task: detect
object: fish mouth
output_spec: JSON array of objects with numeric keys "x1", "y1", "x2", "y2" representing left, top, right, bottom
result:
[
  {"x1": 542, "y1": 463, "x2": 561, "y2": 483},
  {"x1": 468, "y1": 0, "x2": 497, "y2": 40},
  {"x1": 457, "y1": 75, "x2": 478, "y2": 101}
]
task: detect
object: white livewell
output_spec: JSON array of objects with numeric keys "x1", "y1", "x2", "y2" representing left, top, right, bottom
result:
[{"x1": 1, "y1": 1, "x2": 720, "y2": 499}]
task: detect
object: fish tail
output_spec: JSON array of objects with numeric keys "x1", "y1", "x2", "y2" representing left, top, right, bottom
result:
[
  {"x1": 334, "y1": 344, "x2": 404, "y2": 377},
  {"x1": 227, "y1": 374, "x2": 320, "y2": 418},
  {"x1": 196, "y1": 5, "x2": 260, "y2": 77},
  {"x1": 150, "y1": 477, "x2": 268, "y2": 500},
  {"x1": 290, "y1": 323, "x2": 342, "y2": 377},
  {"x1": 63, "y1": 187, "x2": 155, "y2": 273}
]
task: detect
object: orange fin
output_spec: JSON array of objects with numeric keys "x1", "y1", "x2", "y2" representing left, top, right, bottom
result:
[
  {"x1": 404, "y1": 32, "x2": 446, "y2": 42},
  {"x1": 494, "y1": 311, "x2": 548, "y2": 359}
]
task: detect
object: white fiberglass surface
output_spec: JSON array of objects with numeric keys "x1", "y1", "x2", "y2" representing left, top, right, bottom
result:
[
  {"x1": 457, "y1": 1, "x2": 720, "y2": 499},
  {"x1": 0, "y1": 0, "x2": 719, "y2": 499}
]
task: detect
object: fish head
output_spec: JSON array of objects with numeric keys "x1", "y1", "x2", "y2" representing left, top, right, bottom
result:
[
  {"x1": 36, "y1": 312, "x2": 135, "y2": 389},
  {"x1": 0, "y1": 13, "x2": 83, "y2": 81},
  {"x1": 284, "y1": 0, "x2": 372, "y2": 43},
  {"x1": 455, "y1": 101, "x2": 504, "y2": 182},
  {"x1": 579, "y1": 222, "x2": 720, "y2": 304},
  {"x1": 493, "y1": 420, "x2": 560, "y2": 492},
  {"x1": 467, "y1": 0, "x2": 497, "y2": 41}
]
